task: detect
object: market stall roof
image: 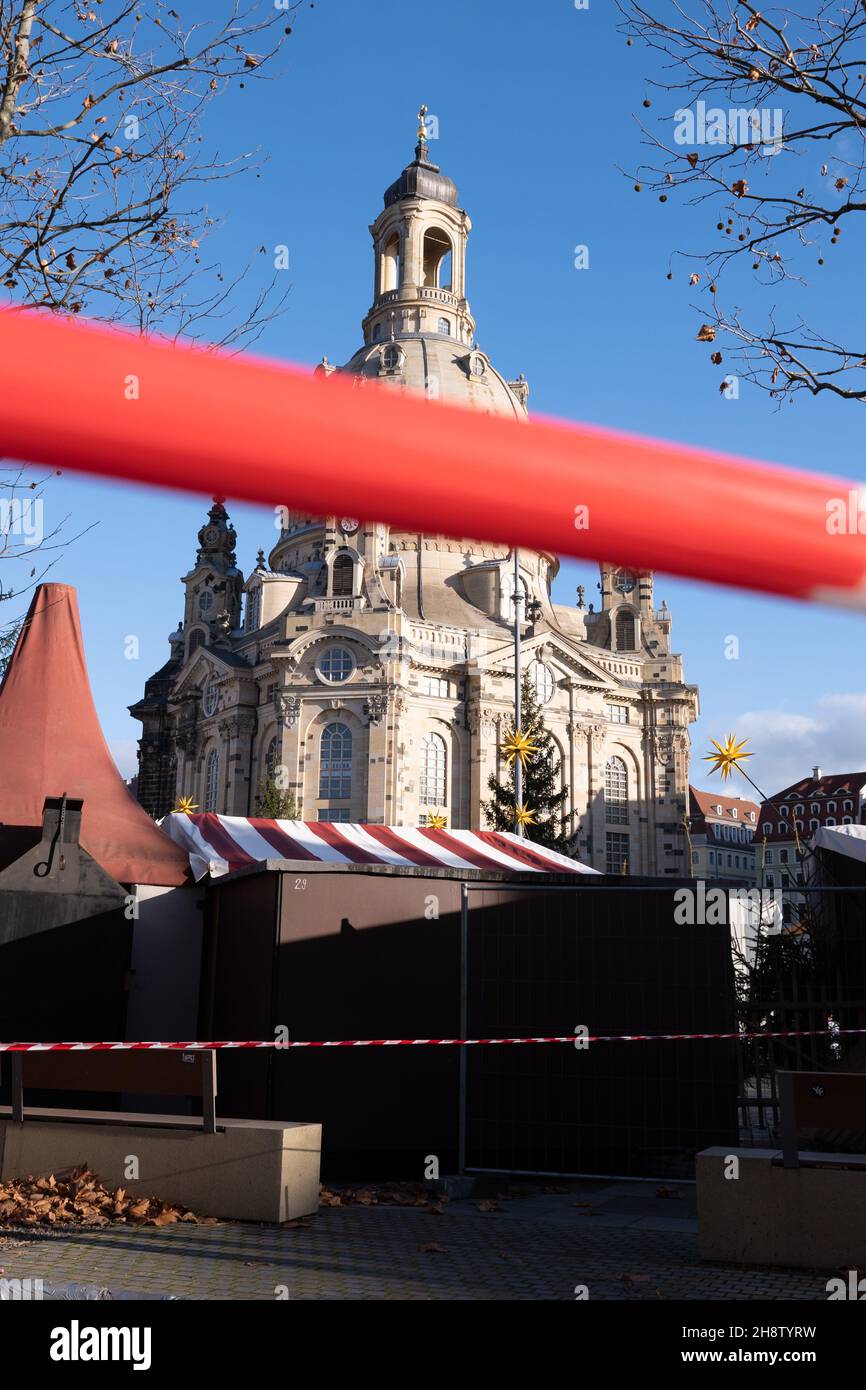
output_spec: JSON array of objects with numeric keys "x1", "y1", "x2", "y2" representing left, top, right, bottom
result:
[
  {"x1": 811, "y1": 823, "x2": 866, "y2": 865},
  {"x1": 162, "y1": 812, "x2": 599, "y2": 882},
  {"x1": 0, "y1": 584, "x2": 188, "y2": 886}
]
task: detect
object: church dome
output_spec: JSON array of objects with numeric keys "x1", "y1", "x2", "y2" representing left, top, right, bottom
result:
[
  {"x1": 335, "y1": 109, "x2": 528, "y2": 421},
  {"x1": 338, "y1": 338, "x2": 528, "y2": 419}
]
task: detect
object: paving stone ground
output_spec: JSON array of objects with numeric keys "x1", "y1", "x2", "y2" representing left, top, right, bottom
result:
[{"x1": 0, "y1": 1180, "x2": 835, "y2": 1301}]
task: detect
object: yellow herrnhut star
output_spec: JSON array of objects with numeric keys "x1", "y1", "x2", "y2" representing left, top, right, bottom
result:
[
  {"x1": 515, "y1": 805, "x2": 536, "y2": 828},
  {"x1": 173, "y1": 795, "x2": 199, "y2": 814},
  {"x1": 500, "y1": 726, "x2": 539, "y2": 769},
  {"x1": 704, "y1": 733, "x2": 753, "y2": 784},
  {"x1": 426, "y1": 810, "x2": 448, "y2": 830}
]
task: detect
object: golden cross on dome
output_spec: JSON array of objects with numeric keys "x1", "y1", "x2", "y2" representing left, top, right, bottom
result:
[{"x1": 417, "y1": 104, "x2": 428, "y2": 141}]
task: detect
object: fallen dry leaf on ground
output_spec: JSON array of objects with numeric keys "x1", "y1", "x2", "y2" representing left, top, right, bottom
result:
[{"x1": 0, "y1": 1168, "x2": 207, "y2": 1229}]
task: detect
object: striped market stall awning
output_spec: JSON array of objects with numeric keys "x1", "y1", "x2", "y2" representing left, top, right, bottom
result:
[{"x1": 160, "y1": 813, "x2": 598, "y2": 882}]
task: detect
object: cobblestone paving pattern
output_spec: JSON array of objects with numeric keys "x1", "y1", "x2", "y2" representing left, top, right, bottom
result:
[{"x1": 0, "y1": 1182, "x2": 835, "y2": 1301}]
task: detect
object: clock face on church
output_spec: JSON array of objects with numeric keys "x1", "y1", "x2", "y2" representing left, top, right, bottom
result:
[
  {"x1": 339, "y1": 518, "x2": 359, "y2": 536},
  {"x1": 613, "y1": 568, "x2": 637, "y2": 595}
]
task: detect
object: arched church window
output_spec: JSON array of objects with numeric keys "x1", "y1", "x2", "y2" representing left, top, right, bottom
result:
[
  {"x1": 437, "y1": 317, "x2": 451, "y2": 336},
  {"x1": 331, "y1": 553, "x2": 354, "y2": 597},
  {"x1": 532, "y1": 660, "x2": 554, "y2": 705},
  {"x1": 205, "y1": 748, "x2": 220, "y2": 812},
  {"x1": 372, "y1": 323, "x2": 382, "y2": 341},
  {"x1": 198, "y1": 591, "x2": 213, "y2": 613},
  {"x1": 422, "y1": 228, "x2": 452, "y2": 289},
  {"x1": 265, "y1": 736, "x2": 279, "y2": 782},
  {"x1": 382, "y1": 344, "x2": 400, "y2": 371},
  {"x1": 380, "y1": 231, "x2": 400, "y2": 294},
  {"x1": 188, "y1": 628, "x2": 205, "y2": 657},
  {"x1": 420, "y1": 732, "x2": 447, "y2": 807},
  {"x1": 604, "y1": 756, "x2": 628, "y2": 825},
  {"x1": 319, "y1": 723, "x2": 352, "y2": 799},
  {"x1": 615, "y1": 609, "x2": 636, "y2": 651}
]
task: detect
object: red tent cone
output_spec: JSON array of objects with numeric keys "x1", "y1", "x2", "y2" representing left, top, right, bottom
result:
[{"x1": 0, "y1": 584, "x2": 188, "y2": 885}]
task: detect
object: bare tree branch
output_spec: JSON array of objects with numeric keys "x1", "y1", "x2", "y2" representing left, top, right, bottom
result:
[{"x1": 618, "y1": 0, "x2": 866, "y2": 402}]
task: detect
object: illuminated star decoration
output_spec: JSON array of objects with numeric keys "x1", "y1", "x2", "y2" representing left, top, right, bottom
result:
[
  {"x1": 500, "y1": 726, "x2": 539, "y2": 769},
  {"x1": 515, "y1": 805, "x2": 536, "y2": 828},
  {"x1": 173, "y1": 795, "x2": 199, "y2": 814},
  {"x1": 703, "y1": 733, "x2": 754, "y2": 785},
  {"x1": 426, "y1": 810, "x2": 448, "y2": 830}
]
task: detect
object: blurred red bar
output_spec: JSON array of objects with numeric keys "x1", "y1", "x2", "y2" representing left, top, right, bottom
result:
[{"x1": 0, "y1": 307, "x2": 863, "y2": 609}]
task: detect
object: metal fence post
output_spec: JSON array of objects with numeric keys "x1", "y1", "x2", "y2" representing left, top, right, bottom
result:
[{"x1": 458, "y1": 882, "x2": 468, "y2": 1178}]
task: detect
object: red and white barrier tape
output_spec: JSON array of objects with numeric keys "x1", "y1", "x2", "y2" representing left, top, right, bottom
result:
[{"x1": 0, "y1": 1028, "x2": 859, "y2": 1052}]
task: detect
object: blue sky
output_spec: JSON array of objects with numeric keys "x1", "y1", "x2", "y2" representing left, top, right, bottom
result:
[{"x1": 4, "y1": 0, "x2": 865, "y2": 798}]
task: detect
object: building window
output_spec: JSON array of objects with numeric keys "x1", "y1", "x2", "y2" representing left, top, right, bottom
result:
[
  {"x1": 319, "y1": 646, "x2": 354, "y2": 683},
  {"x1": 795, "y1": 819, "x2": 803, "y2": 832},
  {"x1": 501, "y1": 569, "x2": 529, "y2": 621},
  {"x1": 809, "y1": 818, "x2": 819, "y2": 831},
  {"x1": 246, "y1": 585, "x2": 262, "y2": 632},
  {"x1": 765, "y1": 873, "x2": 775, "y2": 887},
  {"x1": 779, "y1": 849, "x2": 788, "y2": 863},
  {"x1": 606, "y1": 703, "x2": 629, "y2": 724},
  {"x1": 606, "y1": 832, "x2": 629, "y2": 875},
  {"x1": 437, "y1": 316, "x2": 451, "y2": 335},
  {"x1": 762, "y1": 821, "x2": 772, "y2": 834},
  {"x1": 423, "y1": 228, "x2": 452, "y2": 289},
  {"x1": 202, "y1": 677, "x2": 218, "y2": 718},
  {"x1": 318, "y1": 808, "x2": 351, "y2": 823},
  {"x1": 532, "y1": 660, "x2": 554, "y2": 705},
  {"x1": 844, "y1": 799, "x2": 853, "y2": 811},
  {"x1": 382, "y1": 344, "x2": 400, "y2": 371},
  {"x1": 844, "y1": 816, "x2": 853, "y2": 825},
  {"x1": 319, "y1": 722, "x2": 352, "y2": 799},
  {"x1": 420, "y1": 675, "x2": 450, "y2": 698},
  {"x1": 826, "y1": 817, "x2": 836, "y2": 826},
  {"x1": 372, "y1": 323, "x2": 382, "y2": 341},
  {"x1": 828, "y1": 801, "x2": 836, "y2": 812},
  {"x1": 708, "y1": 851, "x2": 715, "y2": 865},
  {"x1": 265, "y1": 736, "x2": 279, "y2": 783},
  {"x1": 420, "y1": 732, "x2": 447, "y2": 807},
  {"x1": 331, "y1": 553, "x2": 354, "y2": 597},
  {"x1": 811, "y1": 802, "x2": 820, "y2": 814},
  {"x1": 604, "y1": 756, "x2": 628, "y2": 825},
  {"x1": 380, "y1": 231, "x2": 400, "y2": 294},
  {"x1": 795, "y1": 804, "x2": 804, "y2": 816},
  {"x1": 205, "y1": 748, "x2": 220, "y2": 812},
  {"x1": 199, "y1": 591, "x2": 214, "y2": 613},
  {"x1": 188, "y1": 628, "x2": 205, "y2": 657},
  {"x1": 615, "y1": 609, "x2": 636, "y2": 651}
]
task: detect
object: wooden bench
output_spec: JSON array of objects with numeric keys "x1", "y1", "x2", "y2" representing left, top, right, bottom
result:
[
  {"x1": 777, "y1": 1069, "x2": 866, "y2": 1169},
  {"x1": 3, "y1": 1050, "x2": 217, "y2": 1133}
]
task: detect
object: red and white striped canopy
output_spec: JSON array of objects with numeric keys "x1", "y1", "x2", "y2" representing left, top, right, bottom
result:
[{"x1": 161, "y1": 813, "x2": 597, "y2": 882}]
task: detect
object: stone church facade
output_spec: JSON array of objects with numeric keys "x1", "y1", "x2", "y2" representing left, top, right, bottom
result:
[{"x1": 131, "y1": 120, "x2": 699, "y2": 876}]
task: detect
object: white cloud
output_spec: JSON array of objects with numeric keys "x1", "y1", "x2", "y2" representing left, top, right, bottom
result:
[{"x1": 694, "y1": 694, "x2": 866, "y2": 798}]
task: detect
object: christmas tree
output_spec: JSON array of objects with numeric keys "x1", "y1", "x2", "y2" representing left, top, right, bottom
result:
[
  {"x1": 482, "y1": 673, "x2": 570, "y2": 850},
  {"x1": 254, "y1": 775, "x2": 299, "y2": 819}
]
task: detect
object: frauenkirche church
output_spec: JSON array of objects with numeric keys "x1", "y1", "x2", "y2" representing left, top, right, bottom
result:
[{"x1": 132, "y1": 116, "x2": 699, "y2": 876}]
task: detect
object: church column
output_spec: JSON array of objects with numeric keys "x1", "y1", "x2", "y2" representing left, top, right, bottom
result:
[
  {"x1": 579, "y1": 721, "x2": 607, "y2": 872},
  {"x1": 364, "y1": 690, "x2": 391, "y2": 822},
  {"x1": 274, "y1": 693, "x2": 303, "y2": 813},
  {"x1": 219, "y1": 710, "x2": 257, "y2": 815}
]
